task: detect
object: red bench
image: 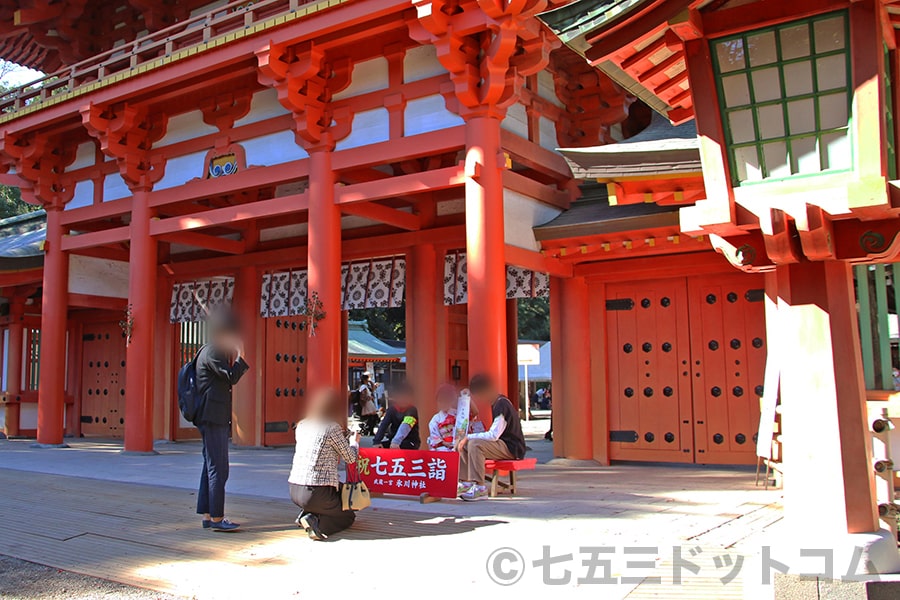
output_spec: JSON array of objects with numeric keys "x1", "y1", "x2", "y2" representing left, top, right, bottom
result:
[{"x1": 484, "y1": 458, "x2": 537, "y2": 497}]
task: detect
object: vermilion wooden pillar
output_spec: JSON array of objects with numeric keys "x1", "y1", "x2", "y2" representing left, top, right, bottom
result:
[
  {"x1": 233, "y1": 264, "x2": 261, "y2": 446},
  {"x1": 465, "y1": 116, "x2": 507, "y2": 406},
  {"x1": 36, "y1": 207, "x2": 69, "y2": 447},
  {"x1": 407, "y1": 243, "x2": 440, "y2": 442},
  {"x1": 773, "y1": 261, "x2": 878, "y2": 536},
  {"x1": 506, "y1": 298, "x2": 519, "y2": 408},
  {"x1": 550, "y1": 276, "x2": 593, "y2": 459},
  {"x1": 3, "y1": 299, "x2": 25, "y2": 437},
  {"x1": 307, "y1": 149, "x2": 342, "y2": 396},
  {"x1": 123, "y1": 189, "x2": 157, "y2": 453}
]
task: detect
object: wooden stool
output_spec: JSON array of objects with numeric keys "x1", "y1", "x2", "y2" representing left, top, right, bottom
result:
[{"x1": 484, "y1": 458, "x2": 537, "y2": 497}]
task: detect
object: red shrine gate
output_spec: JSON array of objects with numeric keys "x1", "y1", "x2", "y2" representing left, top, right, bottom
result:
[{"x1": 605, "y1": 272, "x2": 767, "y2": 465}]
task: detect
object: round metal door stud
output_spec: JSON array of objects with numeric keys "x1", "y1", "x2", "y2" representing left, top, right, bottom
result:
[
  {"x1": 641, "y1": 298, "x2": 651, "y2": 308},
  {"x1": 662, "y1": 342, "x2": 672, "y2": 352},
  {"x1": 755, "y1": 385, "x2": 764, "y2": 396},
  {"x1": 733, "y1": 386, "x2": 744, "y2": 397},
  {"x1": 711, "y1": 386, "x2": 722, "y2": 397},
  {"x1": 708, "y1": 340, "x2": 719, "y2": 350},
  {"x1": 275, "y1": 388, "x2": 282, "y2": 397},
  {"x1": 706, "y1": 294, "x2": 717, "y2": 304},
  {"x1": 735, "y1": 433, "x2": 746, "y2": 444},
  {"x1": 713, "y1": 433, "x2": 724, "y2": 444},
  {"x1": 664, "y1": 432, "x2": 675, "y2": 443},
  {"x1": 660, "y1": 297, "x2": 671, "y2": 307},
  {"x1": 727, "y1": 292, "x2": 738, "y2": 303},
  {"x1": 644, "y1": 432, "x2": 655, "y2": 442},
  {"x1": 663, "y1": 386, "x2": 673, "y2": 397},
  {"x1": 275, "y1": 353, "x2": 282, "y2": 362},
  {"x1": 642, "y1": 342, "x2": 652, "y2": 353},
  {"x1": 752, "y1": 337, "x2": 764, "y2": 348},
  {"x1": 643, "y1": 387, "x2": 653, "y2": 397},
  {"x1": 276, "y1": 319, "x2": 282, "y2": 328},
  {"x1": 623, "y1": 343, "x2": 633, "y2": 353},
  {"x1": 730, "y1": 338, "x2": 741, "y2": 349},
  {"x1": 624, "y1": 388, "x2": 634, "y2": 398}
]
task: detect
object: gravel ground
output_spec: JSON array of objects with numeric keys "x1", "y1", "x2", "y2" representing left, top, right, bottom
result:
[{"x1": 0, "y1": 555, "x2": 184, "y2": 600}]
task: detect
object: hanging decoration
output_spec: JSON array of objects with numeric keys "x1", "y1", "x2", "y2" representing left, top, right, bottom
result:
[{"x1": 442, "y1": 251, "x2": 550, "y2": 306}]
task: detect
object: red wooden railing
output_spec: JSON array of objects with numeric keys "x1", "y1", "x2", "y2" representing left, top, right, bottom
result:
[{"x1": 0, "y1": 0, "x2": 319, "y2": 116}]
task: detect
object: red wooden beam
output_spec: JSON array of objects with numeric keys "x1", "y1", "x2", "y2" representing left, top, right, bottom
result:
[
  {"x1": 500, "y1": 130, "x2": 573, "y2": 182},
  {"x1": 61, "y1": 197, "x2": 132, "y2": 226},
  {"x1": 156, "y1": 231, "x2": 245, "y2": 255},
  {"x1": 161, "y1": 225, "x2": 467, "y2": 277},
  {"x1": 341, "y1": 202, "x2": 421, "y2": 231},
  {"x1": 150, "y1": 192, "x2": 309, "y2": 236},
  {"x1": 148, "y1": 161, "x2": 310, "y2": 209},
  {"x1": 333, "y1": 126, "x2": 466, "y2": 172},
  {"x1": 584, "y1": 0, "x2": 694, "y2": 63},
  {"x1": 335, "y1": 166, "x2": 465, "y2": 205},
  {"x1": 504, "y1": 245, "x2": 573, "y2": 278},
  {"x1": 0, "y1": 268, "x2": 43, "y2": 287},
  {"x1": 702, "y1": 0, "x2": 848, "y2": 38},
  {"x1": 61, "y1": 226, "x2": 131, "y2": 251},
  {"x1": 68, "y1": 293, "x2": 128, "y2": 311},
  {"x1": 502, "y1": 170, "x2": 571, "y2": 209}
]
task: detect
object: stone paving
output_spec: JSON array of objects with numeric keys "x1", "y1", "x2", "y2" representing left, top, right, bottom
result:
[{"x1": 0, "y1": 425, "x2": 785, "y2": 599}]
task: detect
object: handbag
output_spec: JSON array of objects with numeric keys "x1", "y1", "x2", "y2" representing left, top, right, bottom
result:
[{"x1": 341, "y1": 463, "x2": 372, "y2": 511}]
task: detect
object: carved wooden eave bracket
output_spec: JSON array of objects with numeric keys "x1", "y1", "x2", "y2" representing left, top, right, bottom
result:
[
  {"x1": 408, "y1": 0, "x2": 559, "y2": 119},
  {"x1": 0, "y1": 131, "x2": 76, "y2": 208},
  {"x1": 81, "y1": 103, "x2": 168, "y2": 192},
  {"x1": 256, "y1": 41, "x2": 352, "y2": 152}
]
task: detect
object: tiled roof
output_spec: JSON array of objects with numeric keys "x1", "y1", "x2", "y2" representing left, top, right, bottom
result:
[
  {"x1": 560, "y1": 112, "x2": 701, "y2": 178},
  {"x1": 534, "y1": 182, "x2": 678, "y2": 241},
  {"x1": 0, "y1": 209, "x2": 46, "y2": 269}
]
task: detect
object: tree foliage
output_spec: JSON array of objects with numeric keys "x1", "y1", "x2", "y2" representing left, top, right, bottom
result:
[
  {"x1": 517, "y1": 297, "x2": 550, "y2": 341},
  {"x1": 348, "y1": 296, "x2": 550, "y2": 343},
  {"x1": 0, "y1": 185, "x2": 38, "y2": 220}
]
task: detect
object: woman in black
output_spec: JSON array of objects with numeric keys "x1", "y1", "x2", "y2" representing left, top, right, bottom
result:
[{"x1": 372, "y1": 382, "x2": 420, "y2": 449}]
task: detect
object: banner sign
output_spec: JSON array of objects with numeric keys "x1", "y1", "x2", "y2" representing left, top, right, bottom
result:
[{"x1": 356, "y1": 448, "x2": 459, "y2": 498}]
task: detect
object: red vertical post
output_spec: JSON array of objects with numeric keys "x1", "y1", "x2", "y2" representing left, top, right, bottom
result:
[
  {"x1": 340, "y1": 311, "x2": 349, "y2": 400},
  {"x1": 123, "y1": 189, "x2": 157, "y2": 453},
  {"x1": 232, "y1": 264, "x2": 261, "y2": 446},
  {"x1": 407, "y1": 243, "x2": 440, "y2": 440},
  {"x1": 775, "y1": 261, "x2": 878, "y2": 534},
  {"x1": 506, "y1": 298, "x2": 519, "y2": 408},
  {"x1": 465, "y1": 116, "x2": 507, "y2": 412},
  {"x1": 36, "y1": 207, "x2": 69, "y2": 446},
  {"x1": 563, "y1": 277, "x2": 593, "y2": 459},
  {"x1": 306, "y1": 149, "x2": 342, "y2": 395},
  {"x1": 3, "y1": 299, "x2": 25, "y2": 437}
]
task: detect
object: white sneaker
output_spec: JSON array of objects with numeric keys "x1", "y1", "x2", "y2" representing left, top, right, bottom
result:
[
  {"x1": 457, "y1": 481, "x2": 475, "y2": 496},
  {"x1": 461, "y1": 484, "x2": 488, "y2": 501}
]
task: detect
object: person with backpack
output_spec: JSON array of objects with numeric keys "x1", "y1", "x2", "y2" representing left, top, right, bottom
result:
[{"x1": 193, "y1": 312, "x2": 249, "y2": 531}]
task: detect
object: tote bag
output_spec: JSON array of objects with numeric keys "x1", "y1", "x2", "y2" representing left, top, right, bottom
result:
[{"x1": 341, "y1": 463, "x2": 372, "y2": 511}]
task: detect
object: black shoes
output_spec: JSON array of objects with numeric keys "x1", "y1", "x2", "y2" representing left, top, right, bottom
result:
[{"x1": 299, "y1": 514, "x2": 328, "y2": 541}]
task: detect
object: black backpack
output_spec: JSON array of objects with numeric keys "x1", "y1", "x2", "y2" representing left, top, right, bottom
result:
[{"x1": 178, "y1": 346, "x2": 206, "y2": 426}]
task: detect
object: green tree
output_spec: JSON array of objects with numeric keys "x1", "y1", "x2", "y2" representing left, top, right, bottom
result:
[
  {"x1": 349, "y1": 306, "x2": 406, "y2": 340},
  {"x1": 517, "y1": 297, "x2": 550, "y2": 341},
  {"x1": 0, "y1": 184, "x2": 38, "y2": 219}
]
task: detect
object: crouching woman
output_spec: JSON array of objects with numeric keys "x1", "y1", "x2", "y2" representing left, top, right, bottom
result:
[{"x1": 289, "y1": 388, "x2": 360, "y2": 540}]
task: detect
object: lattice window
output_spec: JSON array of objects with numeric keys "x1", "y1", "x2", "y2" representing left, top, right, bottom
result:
[{"x1": 712, "y1": 11, "x2": 852, "y2": 184}]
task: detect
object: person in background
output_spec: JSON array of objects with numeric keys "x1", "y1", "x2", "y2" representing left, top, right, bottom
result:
[
  {"x1": 373, "y1": 382, "x2": 420, "y2": 449},
  {"x1": 289, "y1": 388, "x2": 360, "y2": 541},
  {"x1": 195, "y1": 311, "x2": 249, "y2": 531},
  {"x1": 456, "y1": 374, "x2": 526, "y2": 501},
  {"x1": 428, "y1": 385, "x2": 485, "y2": 451},
  {"x1": 358, "y1": 372, "x2": 375, "y2": 409}
]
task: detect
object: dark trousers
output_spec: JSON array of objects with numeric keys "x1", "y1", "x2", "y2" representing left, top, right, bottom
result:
[
  {"x1": 197, "y1": 424, "x2": 230, "y2": 519},
  {"x1": 289, "y1": 483, "x2": 355, "y2": 536}
]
